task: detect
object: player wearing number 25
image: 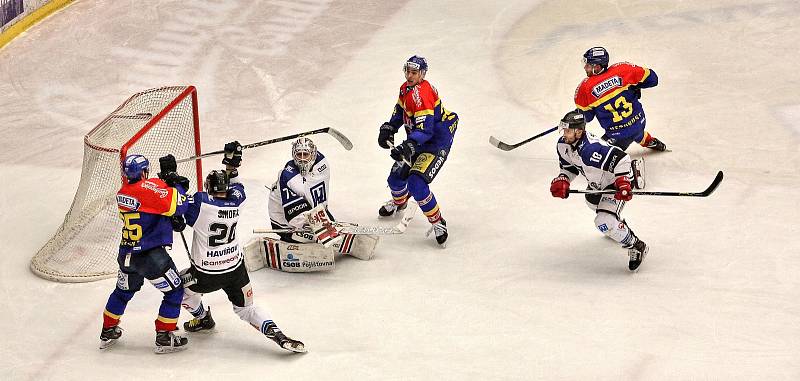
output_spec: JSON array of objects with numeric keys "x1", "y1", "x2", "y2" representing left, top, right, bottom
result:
[{"x1": 575, "y1": 47, "x2": 667, "y2": 152}]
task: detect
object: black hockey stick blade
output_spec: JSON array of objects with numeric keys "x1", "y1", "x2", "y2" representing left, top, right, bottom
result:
[
  {"x1": 489, "y1": 126, "x2": 558, "y2": 151},
  {"x1": 568, "y1": 171, "x2": 724, "y2": 197},
  {"x1": 177, "y1": 127, "x2": 352, "y2": 163}
]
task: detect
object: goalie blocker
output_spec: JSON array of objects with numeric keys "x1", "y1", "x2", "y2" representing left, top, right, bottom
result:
[{"x1": 243, "y1": 234, "x2": 380, "y2": 272}]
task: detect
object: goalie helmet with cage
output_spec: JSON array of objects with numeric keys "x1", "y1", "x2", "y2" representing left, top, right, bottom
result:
[
  {"x1": 559, "y1": 110, "x2": 586, "y2": 131},
  {"x1": 204, "y1": 170, "x2": 229, "y2": 194},
  {"x1": 123, "y1": 154, "x2": 150, "y2": 182},
  {"x1": 292, "y1": 137, "x2": 317, "y2": 176}
]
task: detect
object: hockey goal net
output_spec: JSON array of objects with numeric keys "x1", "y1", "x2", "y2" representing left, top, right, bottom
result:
[{"x1": 31, "y1": 86, "x2": 203, "y2": 282}]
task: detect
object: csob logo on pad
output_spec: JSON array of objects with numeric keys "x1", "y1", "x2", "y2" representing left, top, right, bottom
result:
[{"x1": 282, "y1": 253, "x2": 301, "y2": 268}]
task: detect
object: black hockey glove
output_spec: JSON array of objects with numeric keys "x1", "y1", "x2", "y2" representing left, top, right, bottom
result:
[
  {"x1": 390, "y1": 139, "x2": 417, "y2": 162},
  {"x1": 222, "y1": 141, "x2": 242, "y2": 168},
  {"x1": 161, "y1": 172, "x2": 190, "y2": 191},
  {"x1": 170, "y1": 215, "x2": 186, "y2": 232},
  {"x1": 158, "y1": 154, "x2": 178, "y2": 176},
  {"x1": 629, "y1": 85, "x2": 641, "y2": 99},
  {"x1": 378, "y1": 123, "x2": 396, "y2": 149}
]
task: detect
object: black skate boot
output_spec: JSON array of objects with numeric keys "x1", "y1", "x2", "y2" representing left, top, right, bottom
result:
[
  {"x1": 265, "y1": 322, "x2": 306, "y2": 353},
  {"x1": 426, "y1": 218, "x2": 448, "y2": 247},
  {"x1": 646, "y1": 137, "x2": 667, "y2": 152},
  {"x1": 154, "y1": 330, "x2": 188, "y2": 354},
  {"x1": 99, "y1": 326, "x2": 123, "y2": 349},
  {"x1": 627, "y1": 239, "x2": 649, "y2": 272},
  {"x1": 631, "y1": 158, "x2": 645, "y2": 189},
  {"x1": 183, "y1": 307, "x2": 215, "y2": 332},
  {"x1": 378, "y1": 199, "x2": 407, "y2": 217}
]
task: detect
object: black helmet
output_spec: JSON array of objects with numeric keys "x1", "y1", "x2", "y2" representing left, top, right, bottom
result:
[
  {"x1": 204, "y1": 170, "x2": 229, "y2": 194},
  {"x1": 559, "y1": 110, "x2": 586, "y2": 130}
]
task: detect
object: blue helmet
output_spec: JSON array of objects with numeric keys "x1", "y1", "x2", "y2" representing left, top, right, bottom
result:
[
  {"x1": 403, "y1": 55, "x2": 428, "y2": 73},
  {"x1": 582, "y1": 47, "x2": 609, "y2": 69},
  {"x1": 123, "y1": 154, "x2": 149, "y2": 181}
]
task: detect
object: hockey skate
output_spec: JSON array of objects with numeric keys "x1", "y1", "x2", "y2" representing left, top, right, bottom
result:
[
  {"x1": 426, "y1": 218, "x2": 448, "y2": 247},
  {"x1": 184, "y1": 307, "x2": 216, "y2": 333},
  {"x1": 378, "y1": 199, "x2": 407, "y2": 217},
  {"x1": 631, "y1": 158, "x2": 645, "y2": 189},
  {"x1": 154, "y1": 330, "x2": 189, "y2": 354},
  {"x1": 99, "y1": 326, "x2": 123, "y2": 349},
  {"x1": 645, "y1": 137, "x2": 668, "y2": 152},
  {"x1": 265, "y1": 323, "x2": 306, "y2": 353},
  {"x1": 627, "y1": 239, "x2": 649, "y2": 272}
]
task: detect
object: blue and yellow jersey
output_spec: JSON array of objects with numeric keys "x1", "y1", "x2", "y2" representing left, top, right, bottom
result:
[
  {"x1": 116, "y1": 178, "x2": 189, "y2": 254},
  {"x1": 574, "y1": 62, "x2": 658, "y2": 138},
  {"x1": 387, "y1": 79, "x2": 458, "y2": 151}
]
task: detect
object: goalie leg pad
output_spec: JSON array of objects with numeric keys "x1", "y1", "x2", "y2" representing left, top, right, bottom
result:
[
  {"x1": 334, "y1": 233, "x2": 379, "y2": 260},
  {"x1": 246, "y1": 237, "x2": 334, "y2": 272}
]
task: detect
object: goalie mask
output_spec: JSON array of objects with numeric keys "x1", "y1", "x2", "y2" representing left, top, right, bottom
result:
[
  {"x1": 292, "y1": 137, "x2": 317, "y2": 176},
  {"x1": 204, "y1": 170, "x2": 229, "y2": 195}
]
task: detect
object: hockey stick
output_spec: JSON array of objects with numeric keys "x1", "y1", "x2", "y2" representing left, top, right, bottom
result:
[
  {"x1": 177, "y1": 127, "x2": 353, "y2": 163},
  {"x1": 385, "y1": 141, "x2": 413, "y2": 166},
  {"x1": 253, "y1": 205, "x2": 416, "y2": 236},
  {"x1": 489, "y1": 126, "x2": 559, "y2": 151},
  {"x1": 568, "y1": 171, "x2": 724, "y2": 197}
]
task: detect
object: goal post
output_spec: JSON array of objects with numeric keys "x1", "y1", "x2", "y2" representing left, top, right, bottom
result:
[{"x1": 31, "y1": 86, "x2": 203, "y2": 282}]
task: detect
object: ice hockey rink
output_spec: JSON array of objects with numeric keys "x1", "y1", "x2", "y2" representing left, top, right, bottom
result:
[{"x1": 1, "y1": 0, "x2": 799, "y2": 379}]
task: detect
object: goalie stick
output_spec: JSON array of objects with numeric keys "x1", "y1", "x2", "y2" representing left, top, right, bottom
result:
[
  {"x1": 568, "y1": 171, "x2": 724, "y2": 197},
  {"x1": 254, "y1": 202, "x2": 417, "y2": 236},
  {"x1": 177, "y1": 127, "x2": 353, "y2": 163},
  {"x1": 489, "y1": 126, "x2": 558, "y2": 151}
]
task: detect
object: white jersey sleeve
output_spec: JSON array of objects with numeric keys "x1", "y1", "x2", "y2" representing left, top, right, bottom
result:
[{"x1": 267, "y1": 152, "x2": 331, "y2": 230}]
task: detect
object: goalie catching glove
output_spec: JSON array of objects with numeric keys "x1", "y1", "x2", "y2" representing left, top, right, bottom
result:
[{"x1": 305, "y1": 204, "x2": 343, "y2": 248}]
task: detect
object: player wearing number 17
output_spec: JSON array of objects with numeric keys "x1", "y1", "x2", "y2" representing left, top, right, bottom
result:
[
  {"x1": 377, "y1": 55, "x2": 459, "y2": 246},
  {"x1": 575, "y1": 47, "x2": 667, "y2": 152}
]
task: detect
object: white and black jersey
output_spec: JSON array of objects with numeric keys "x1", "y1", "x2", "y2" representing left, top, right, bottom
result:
[
  {"x1": 268, "y1": 152, "x2": 331, "y2": 230},
  {"x1": 557, "y1": 131, "x2": 633, "y2": 189},
  {"x1": 185, "y1": 178, "x2": 246, "y2": 274}
]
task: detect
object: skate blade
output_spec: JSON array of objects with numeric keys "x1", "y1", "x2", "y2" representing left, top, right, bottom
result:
[
  {"x1": 99, "y1": 339, "x2": 118, "y2": 350},
  {"x1": 282, "y1": 342, "x2": 307, "y2": 353},
  {"x1": 154, "y1": 345, "x2": 189, "y2": 354}
]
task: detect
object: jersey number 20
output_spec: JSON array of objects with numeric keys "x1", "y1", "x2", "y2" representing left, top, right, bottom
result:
[{"x1": 209, "y1": 222, "x2": 237, "y2": 247}]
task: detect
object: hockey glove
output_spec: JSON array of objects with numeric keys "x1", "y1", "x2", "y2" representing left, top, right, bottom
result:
[
  {"x1": 378, "y1": 123, "x2": 396, "y2": 149},
  {"x1": 614, "y1": 176, "x2": 633, "y2": 201},
  {"x1": 629, "y1": 85, "x2": 641, "y2": 99},
  {"x1": 170, "y1": 215, "x2": 186, "y2": 232},
  {"x1": 390, "y1": 139, "x2": 417, "y2": 162},
  {"x1": 222, "y1": 141, "x2": 242, "y2": 168},
  {"x1": 178, "y1": 267, "x2": 197, "y2": 288},
  {"x1": 158, "y1": 154, "x2": 178, "y2": 177},
  {"x1": 161, "y1": 172, "x2": 190, "y2": 191},
  {"x1": 550, "y1": 175, "x2": 570, "y2": 199}
]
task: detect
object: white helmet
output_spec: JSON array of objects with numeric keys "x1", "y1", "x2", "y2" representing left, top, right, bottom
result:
[{"x1": 292, "y1": 137, "x2": 317, "y2": 175}]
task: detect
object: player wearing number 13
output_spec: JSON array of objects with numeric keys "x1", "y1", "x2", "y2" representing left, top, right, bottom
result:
[{"x1": 575, "y1": 47, "x2": 667, "y2": 152}]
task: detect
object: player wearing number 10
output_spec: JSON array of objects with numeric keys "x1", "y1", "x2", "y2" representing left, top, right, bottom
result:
[{"x1": 575, "y1": 47, "x2": 667, "y2": 152}]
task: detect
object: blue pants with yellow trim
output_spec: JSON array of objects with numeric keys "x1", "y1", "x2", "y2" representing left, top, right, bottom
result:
[
  {"x1": 386, "y1": 148, "x2": 449, "y2": 223},
  {"x1": 103, "y1": 246, "x2": 183, "y2": 332}
]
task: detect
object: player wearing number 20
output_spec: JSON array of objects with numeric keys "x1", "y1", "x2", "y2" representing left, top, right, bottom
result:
[
  {"x1": 550, "y1": 111, "x2": 649, "y2": 272},
  {"x1": 575, "y1": 47, "x2": 666, "y2": 152},
  {"x1": 178, "y1": 141, "x2": 305, "y2": 353}
]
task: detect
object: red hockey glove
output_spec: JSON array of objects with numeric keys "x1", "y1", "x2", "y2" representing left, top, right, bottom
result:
[
  {"x1": 550, "y1": 175, "x2": 570, "y2": 199},
  {"x1": 614, "y1": 176, "x2": 633, "y2": 201}
]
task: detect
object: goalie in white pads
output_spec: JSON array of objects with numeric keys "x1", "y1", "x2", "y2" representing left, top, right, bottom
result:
[
  {"x1": 549, "y1": 110, "x2": 649, "y2": 272},
  {"x1": 177, "y1": 141, "x2": 305, "y2": 353},
  {"x1": 244, "y1": 137, "x2": 379, "y2": 273}
]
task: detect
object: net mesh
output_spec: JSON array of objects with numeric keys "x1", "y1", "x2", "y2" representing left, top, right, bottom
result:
[{"x1": 31, "y1": 86, "x2": 202, "y2": 282}]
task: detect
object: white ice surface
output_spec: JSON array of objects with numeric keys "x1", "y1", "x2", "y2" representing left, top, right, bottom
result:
[{"x1": 1, "y1": 0, "x2": 799, "y2": 380}]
